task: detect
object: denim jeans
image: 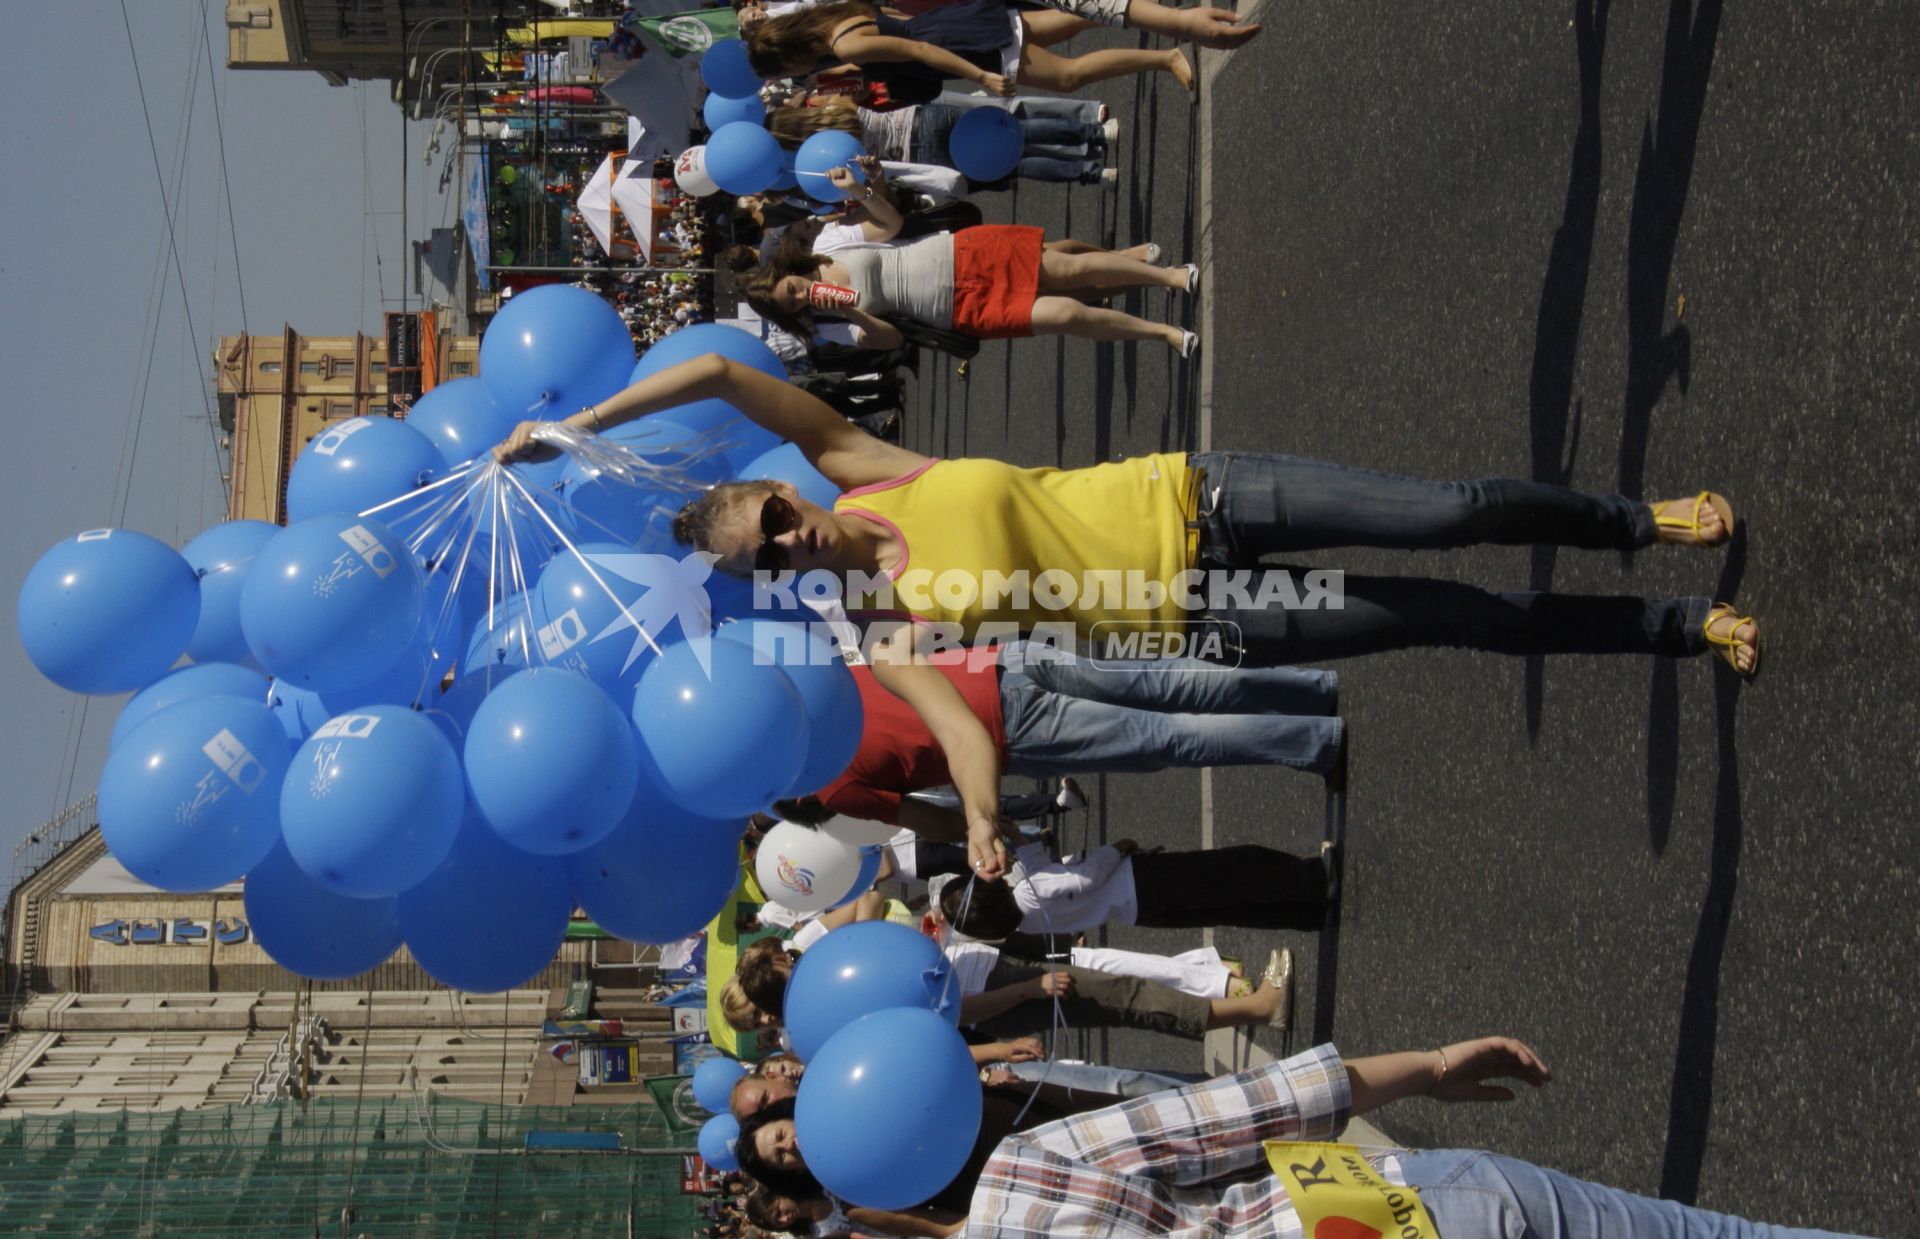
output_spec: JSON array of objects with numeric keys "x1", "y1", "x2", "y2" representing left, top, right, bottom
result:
[
  {"x1": 1399, "y1": 1149, "x2": 1865, "y2": 1238},
  {"x1": 914, "y1": 103, "x2": 1102, "y2": 184},
  {"x1": 1188, "y1": 452, "x2": 1712, "y2": 664},
  {"x1": 1006, "y1": 1060, "x2": 1208, "y2": 1099},
  {"x1": 994, "y1": 640, "x2": 1343, "y2": 775}
]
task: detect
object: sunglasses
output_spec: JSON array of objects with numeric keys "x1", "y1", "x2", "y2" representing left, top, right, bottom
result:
[{"x1": 755, "y1": 492, "x2": 801, "y2": 573}]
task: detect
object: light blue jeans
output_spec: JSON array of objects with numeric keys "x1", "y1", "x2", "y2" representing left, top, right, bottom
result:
[
  {"x1": 995, "y1": 640, "x2": 1344, "y2": 775},
  {"x1": 1399, "y1": 1150, "x2": 1867, "y2": 1238},
  {"x1": 1006, "y1": 1060, "x2": 1208, "y2": 1099}
]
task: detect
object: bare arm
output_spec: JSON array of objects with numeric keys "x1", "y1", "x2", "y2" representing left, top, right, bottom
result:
[
  {"x1": 1345, "y1": 1036, "x2": 1552, "y2": 1117},
  {"x1": 831, "y1": 31, "x2": 1013, "y2": 94},
  {"x1": 957, "y1": 975, "x2": 1049, "y2": 1025},
  {"x1": 836, "y1": 304, "x2": 907, "y2": 351},
  {"x1": 494, "y1": 355, "x2": 926, "y2": 489}
]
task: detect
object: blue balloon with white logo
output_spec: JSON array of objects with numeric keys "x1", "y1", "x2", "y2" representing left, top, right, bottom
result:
[
  {"x1": 18, "y1": 528, "x2": 201, "y2": 695},
  {"x1": 399, "y1": 809, "x2": 573, "y2": 992},
  {"x1": 692, "y1": 1057, "x2": 749, "y2": 1112},
  {"x1": 565, "y1": 793, "x2": 744, "y2": 944},
  {"x1": 244, "y1": 841, "x2": 403, "y2": 981},
  {"x1": 704, "y1": 121, "x2": 785, "y2": 195},
  {"x1": 783, "y1": 921, "x2": 959, "y2": 1062},
  {"x1": 947, "y1": 105, "x2": 1023, "y2": 182},
  {"x1": 279, "y1": 704, "x2": 465, "y2": 898},
  {"x1": 479, "y1": 283, "x2": 636, "y2": 419},
  {"x1": 698, "y1": 1114, "x2": 742, "y2": 1172},
  {"x1": 737, "y1": 442, "x2": 842, "y2": 515},
  {"x1": 700, "y1": 39, "x2": 762, "y2": 98},
  {"x1": 704, "y1": 91, "x2": 765, "y2": 130},
  {"x1": 239, "y1": 514, "x2": 425, "y2": 692},
  {"x1": 405, "y1": 377, "x2": 520, "y2": 468},
  {"x1": 464, "y1": 668, "x2": 639, "y2": 856},
  {"x1": 533, "y1": 543, "x2": 700, "y2": 688},
  {"x1": 794, "y1": 129, "x2": 868, "y2": 203},
  {"x1": 182, "y1": 519, "x2": 279, "y2": 666},
  {"x1": 728, "y1": 619, "x2": 863, "y2": 796},
  {"x1": 112, "y1": 662, "x2": 270, "y2": 750},
  {"x1": 98, "y1": 695, "x2": 294, "y2": 892},
  {"x1": 284, "y1": 416, "x2": 444, "y2": 526},
  {"x1": 632, "y1": 634, "x2": 809, "y2": 819}
]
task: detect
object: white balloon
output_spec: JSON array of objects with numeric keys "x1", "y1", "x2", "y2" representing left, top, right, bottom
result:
[
  {"x1": 756, "y1": 821, "x2": 864, "y2": 914},
  {"x1": 820, "y1": 814, "x2": 897, "y2": 848},
  {"x1": 674, "y1": 145, "x2": 720, "y2": 198}
]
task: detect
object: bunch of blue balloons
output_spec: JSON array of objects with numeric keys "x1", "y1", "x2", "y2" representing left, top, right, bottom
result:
[{"x1": 18, "y1": 287, "x2": 865, "y2": 994}]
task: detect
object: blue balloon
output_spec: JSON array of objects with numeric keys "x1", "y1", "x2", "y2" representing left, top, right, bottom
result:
[
  {"x1": 700, "y1": 39, "x2": 762, "y2": 98},
  {"x1": 420, "y1": 672, "x2": 495, "y2": 748},
  {"x1": 783, "y1": 921, "x2": 959, "y2": 1062},
  {"x1": 558, "y1": 457, "x2": 689, "y2": 553},
  {"x1": 18, "y1": 528, "x2": 200, "y2": 695},
  {"x1": 182, "y1": 520, "x2": 279, "y2": 666},
  {"x1": 404, "y1": 377, "x2": 519, "y2": 468},
  {"x1": 239, "y1": 515, "x2": 425, "y2": 692},
  {"x1": 794, "y1": 1008, "x2": 981, "y2": 1209},
  {"x1": 244, "y1": 841, "x2": 403, "y2": 981},
  {"x1": 284, "y1": 417, "x2": 444, "y2": 526},
  {"x1": 280, "y1": 705, "x2": 465, "y2": 897},
  {"x1": 633, "y1": 322, "x2": 788, "y2": 383},
  {"x1": 631, "y1": 635, "x2": 809, "y2": 818},
  {"x1": 565, "y1": 792, "x2": 743, "y2": 943},
  {"x1": 698, "y1": 1114, "x2": 742, "y2": 1172},
  {"x1": 112, "y1": 662, "x2": 270, "y2": 750},
  {"x1": 704, "y1": 91, "x2": 765, "y2": 131},
  {"x1": 692, "y1": 1056, "x2": 749, "y2": 1113},
  {"x1": 461, "y1": 590, "x2": 536, "y2": 677},
  {"x1": 727, "y1": 619, "x2": 863, "y2": 797},
  {"x1": 532, "y1": 543, "x2": 676, "y2": 686},
  {"x1": 736, "y1": 442, "x2": 841, "y2": 513},
  {"x1": 98, "y1": 696, "x2": 293, "y2": 892},
  {"x1": 479, "y1": 284, "x2": 636, "y2": 418},
  {"x1": 794, "y1": 129, "x2": 868, "y2": 203},
  {"x1": 826, "y1": 846, "x2": 883, "y2": 911},
  {"x1": 947, "y1": 106, "x2": 1023, "y2": 182},
  {"x1": 704, "y1": 121, "x2": 784, "y2": 195},
  {"x1": 464, "y1": 668, "x2": 639, "y2": 856},
  {"x1": 770, "y1": 148, "x2": 799, "y2": 192},
  {"x1": 399, "y1": 809, "x2": 573, "y2": 992}
]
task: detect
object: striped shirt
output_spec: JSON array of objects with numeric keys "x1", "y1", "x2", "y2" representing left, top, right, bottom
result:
[{"x1": 963, "y1": 1045, "x2": 1408, "y2": 1238}]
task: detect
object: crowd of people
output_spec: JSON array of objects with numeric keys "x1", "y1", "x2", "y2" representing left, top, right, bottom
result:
[{"x1": 493, "y1": 2, "x2": 1832, "y2": 1235}]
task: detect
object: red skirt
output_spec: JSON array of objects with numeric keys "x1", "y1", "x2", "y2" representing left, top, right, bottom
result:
[{"x1": 951, "y1": 225, "x2": 1044, "y2": 339}]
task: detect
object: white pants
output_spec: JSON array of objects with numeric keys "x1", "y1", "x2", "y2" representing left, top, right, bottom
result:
[{"x1": 1068, "y1": 945, "x2": 1228, "y2": 999}]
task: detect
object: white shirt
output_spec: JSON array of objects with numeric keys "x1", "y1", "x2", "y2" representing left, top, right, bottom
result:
[
  {"x1": 1009, "y1": 842, "x2": 1139, "y2": 934},
  {"x1": 945, "y1": 938, "x2": 1002, "y2": 998}
]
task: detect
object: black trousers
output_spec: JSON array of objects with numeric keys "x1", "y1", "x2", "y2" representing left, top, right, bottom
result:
[{"x1": 1131, "y1": 844, "x2": 1327, "y2": 933}]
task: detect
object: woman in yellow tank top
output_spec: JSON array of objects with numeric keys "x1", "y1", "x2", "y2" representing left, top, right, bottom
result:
[{"x1": 497, "y1": 357, "x2": 1759, "y2": 877}]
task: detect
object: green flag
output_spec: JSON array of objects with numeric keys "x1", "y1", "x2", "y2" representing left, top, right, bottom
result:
[{"x1": 626, "y1": 8, "x2": 741, "y2": 59}]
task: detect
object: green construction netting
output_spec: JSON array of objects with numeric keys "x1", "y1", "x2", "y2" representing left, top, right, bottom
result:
[{"x1": 0, "y1": 1094, "x2": 708, "y2": 1237}]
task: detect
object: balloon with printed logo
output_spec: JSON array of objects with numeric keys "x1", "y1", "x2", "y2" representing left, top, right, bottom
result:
[
  {"x1": 947, "y1": 106, "x2": 1023, "y2": 181},
  {"x1": 795, "y1": 1008, "x2": 980, "y2": 1209},
  {"x1": 826, "y1": 846, "x2": 883, "y2": 910},
  {"x1": 112, "y1": 662, "x2": 270, "y2": 751},
  {"x1": 18, "y1": 528, "x2": 200, "y2": 695},
  {"x1": 783, "y1": 920, "x2": 959, "y2": 1061},
  {"x1": 404, "y1": 376, "x2": 519, "y2": 468},
  {"x1": 704, "y1": 91, "x2": 765, "y2": 131},
  {"x1": 244, "y1": 841, "x2": 403, "y2": 980},
  {"x1": 464, "y1": 668, "x2": 639, "y2": 856},
  {"x1": 533, "y1": 542, "x2": 714, "y2": 688},
  {"x1": 698, "y1": 1114, "x2": 742, "y2": 1172},
  {"x1": 565, "y1": 793, "x2": 744, "y2": 944},
  {"x1": 279, "y1": 705, "x2": 464, "y2": 898},
  {"x1": 181, "y1": 519, "x2": 279, "y2": 666},
  {"x1": 284, "y1": 416, "x2": 444, "y2": 527},
  {"x1": 703, "y1": 121, "x2": 784, "y2": 195},
  {"x1": 729, "y1": 619, "x2": 863, "y2": 796},
  {"x1": 737, "y1": 442, "x2": 841, "y2": 512},
  {"x1": 632, "y1": 634, "x2": 809, "y2": 818},
  {"x1": 700, "y1": 39, "x2": 762, "y2": 98},
  {"x1": 98, "y1": 695, "x2": 294, "y2": 892},
  {"x1": 673, "y1": 145, "x2": 720, "y2": 198},
  {"x1": 239, "y1": 515, "x2": 425, "y2": 692},
  {"x1": 479, "y1": 283, "x2": 637, "y2": 419},
  {"x1": 753, "y1": 821, "x2": 864, "y2": 916},
  {"x1": 794, "y1": 129, "x2": 867, "y2": 203},
  {"x1": 693, "y1": 1057, "x2": 748, "y2": 1112},
  {"x1": 399, "y1": 808, "x2": 573, "y2": 991}
]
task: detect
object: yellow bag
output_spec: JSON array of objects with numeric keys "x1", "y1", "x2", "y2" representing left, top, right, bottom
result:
[{"x1": 1264, "y1": 1141, "x2": 1439, "y2": 1239}]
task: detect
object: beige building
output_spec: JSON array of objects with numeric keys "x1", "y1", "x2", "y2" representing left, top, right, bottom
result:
[
  {"x1": 225, "y1": 1, "x2": 519, "y2": 94},
  {"x1": 215, "y1": 313, "x2": 479, "y2": 524}
]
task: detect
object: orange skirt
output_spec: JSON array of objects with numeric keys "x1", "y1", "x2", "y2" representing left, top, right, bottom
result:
[{"x1": 951, "y1": 225, "x2": 1044, "y2": 339}]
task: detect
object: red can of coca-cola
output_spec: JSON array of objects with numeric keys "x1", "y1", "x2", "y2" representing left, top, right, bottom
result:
[{"x1": 809, "y1": 281, "x2": 860, "y2": 311}]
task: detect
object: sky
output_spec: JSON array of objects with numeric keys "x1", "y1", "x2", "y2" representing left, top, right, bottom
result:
[{"x1": 0, "y1": 1, "x2": 455, "y2": 869}]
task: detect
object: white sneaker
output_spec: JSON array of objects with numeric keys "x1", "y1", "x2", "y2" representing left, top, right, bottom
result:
[
  {"x1": 1179, "y1": 330, "x2": 1201, "y2": 360},
  {"x1": 1054, "y1": 777, "x2": 1088, "y2": 812},
  {"x1": 1181, "y1": 263, "x2": 1200, "y2": 294},
  {"x1": 1099, "y1": 167, "x2": 1119, "y2": 187},
  {"x1": 1100, "y1": 118, "x2": 1120, "y2": 145},
  {"x1": 1142, "y1": 242, "x2": 1162, "y2": 264}
]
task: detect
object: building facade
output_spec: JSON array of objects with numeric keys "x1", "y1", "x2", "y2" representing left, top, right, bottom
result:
[{"x1": 225, "y1": 0, "x2": 520, "y2": 93}]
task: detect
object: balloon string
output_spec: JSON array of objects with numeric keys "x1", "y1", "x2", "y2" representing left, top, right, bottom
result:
[
  {"x1": 356, "y1": 459, "x2": 479, "y2": 517},
  {"x1": 408, "y1": 489, "x2": 489, "y2": 708}
]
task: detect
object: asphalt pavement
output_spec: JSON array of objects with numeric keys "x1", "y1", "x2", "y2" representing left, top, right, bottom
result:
[{"x1": 894, "y1": 3, "x2": 1918, "y2": 1235}]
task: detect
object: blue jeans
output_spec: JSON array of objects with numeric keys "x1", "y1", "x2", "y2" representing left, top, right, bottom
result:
[
  {"x1": 1006, "y1": 1060, "x2": 1209, "y2": 1099},
  {"x1": 1188, "y1": 452, "x2": 1712, "y2": 664},
  {"x1": 995, "y1": 640, "x2": 1343, "y2": 775},
  {"x1": 1399, "y1": 1149, "x2": 1865, "y2": 1238},
  {"x1": 914, "y1": 102, "x2": 1103, "y2": 184}
]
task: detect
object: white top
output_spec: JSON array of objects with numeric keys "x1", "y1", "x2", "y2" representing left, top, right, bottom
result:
[
  {"x1": 1009, "y1": 842, "x2": 1139, "y2": 934},
  {"x1": 944, "y1": 938, "x2": 1002, "y2": 999},
  {"x1": 753, "y1": 904, "x2": 831, "y2": 953}
]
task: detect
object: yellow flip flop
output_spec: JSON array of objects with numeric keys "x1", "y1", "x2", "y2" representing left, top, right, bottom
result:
[
  {"x1": 1704, "y1": 604, "x2": 1760, "y2": 678},
  {"x1": 1654, "y1": 491, "x2": 1736, "y2": 547}
]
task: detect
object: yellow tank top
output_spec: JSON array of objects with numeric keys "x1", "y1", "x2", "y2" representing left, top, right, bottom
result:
[{"x1": 833, "y1": 455, "x2": 1197, "y2": 642}]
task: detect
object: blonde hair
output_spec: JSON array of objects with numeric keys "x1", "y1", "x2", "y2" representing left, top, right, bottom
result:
[{"x1": 720, "y1": 975, "x2": 765, "y2": 1033}]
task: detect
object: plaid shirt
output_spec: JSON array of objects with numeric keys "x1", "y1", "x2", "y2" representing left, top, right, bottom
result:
[{"x1": 963, "y1": 1044, "x2": 1403, "y2": 1238}]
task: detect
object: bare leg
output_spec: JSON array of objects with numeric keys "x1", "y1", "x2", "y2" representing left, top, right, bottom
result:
[
  {"x1": 1204, "y1": 980, "x2": 1286, "y2": 1028},
  {"x1": 1030, "y1": 296, "x2": 1182, "y2": 347},
  {"x1": 1043, "y1": 238, "x2": 1104, "y2": 255},
  {"x1": 1019, "y1": 10, "x2": 1103, "y2": 47},
  {"x1": 1020, "y1": 43, "x2": 1193, "y2": 95},
  {"x1": 1038, "y1": 248, "x2": 1186, "y2": 293},
  {"x1": 1120, "y1": 0, "x2": 1261, "y2": 50}
]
